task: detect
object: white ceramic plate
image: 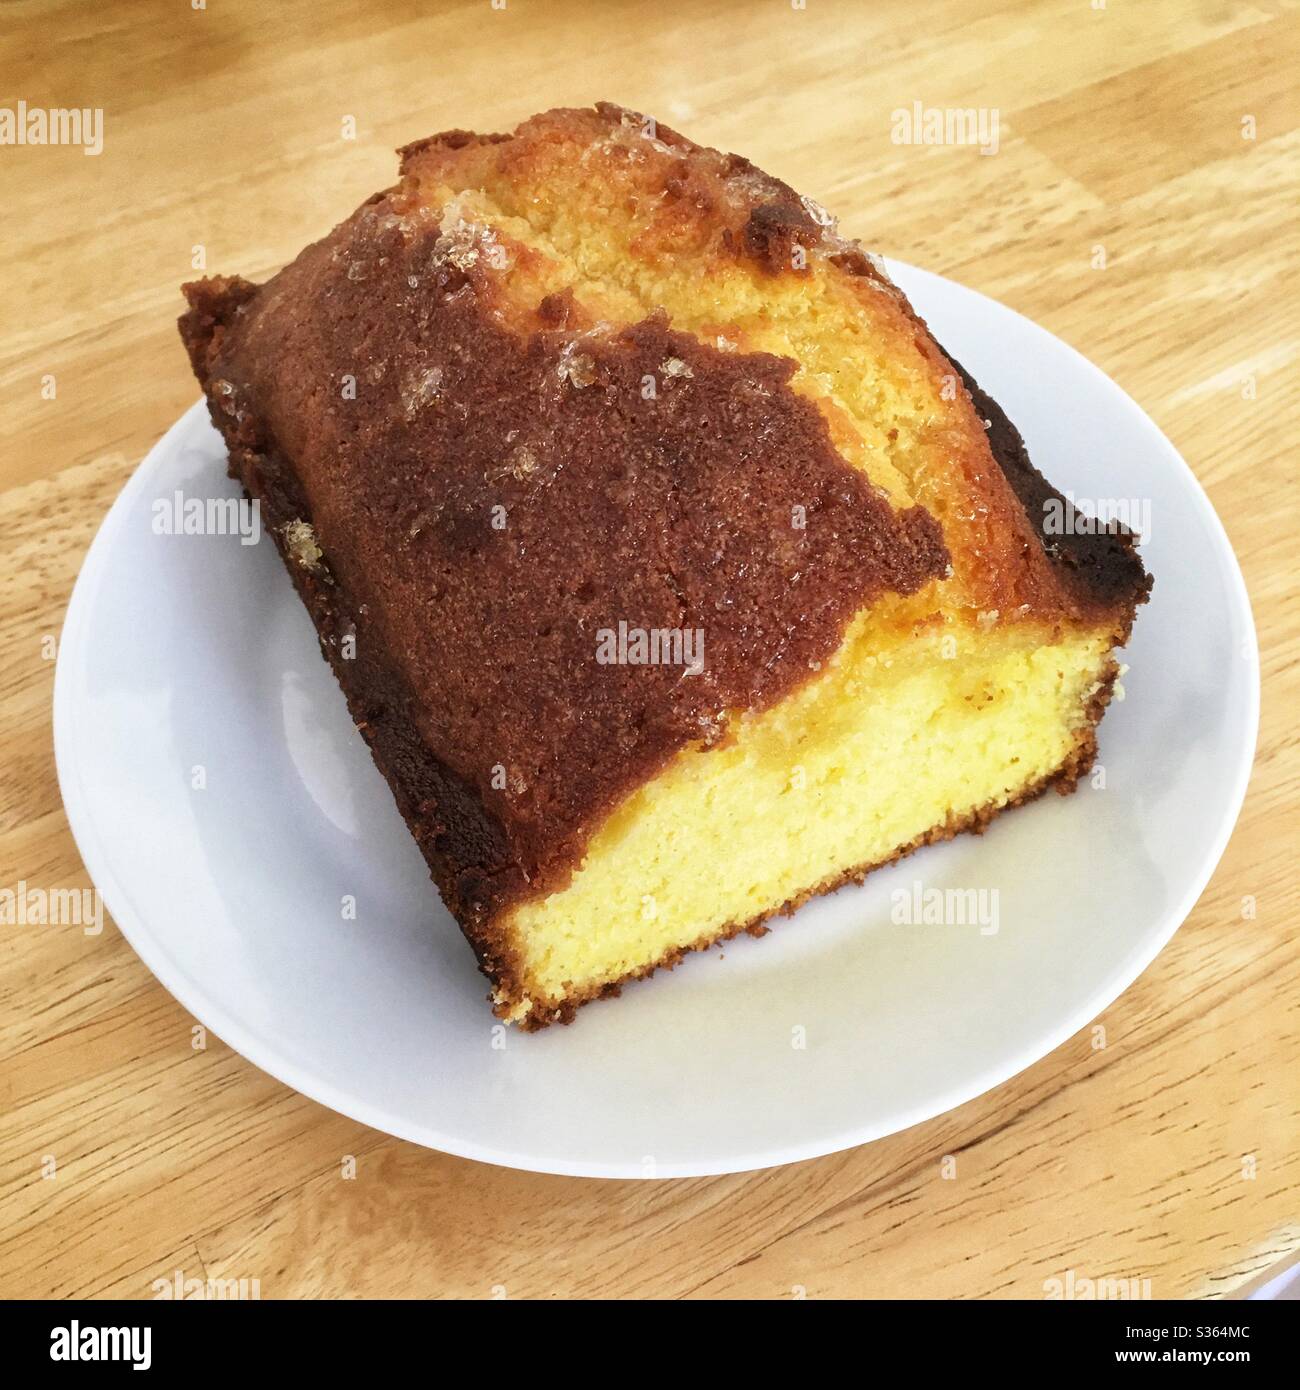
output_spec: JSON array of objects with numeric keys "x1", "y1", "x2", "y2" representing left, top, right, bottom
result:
[{"x1": 54, "y1": 262, "x2": 1258, "y2": 1178}]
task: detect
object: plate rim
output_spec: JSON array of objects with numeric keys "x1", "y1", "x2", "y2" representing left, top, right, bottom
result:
[{"x1": 53, "y1": 262, "x2": 1261, "y2": 1178}]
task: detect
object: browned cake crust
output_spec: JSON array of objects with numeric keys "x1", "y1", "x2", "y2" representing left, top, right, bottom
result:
[
  {"x1": 179, "y1": 102, "x2": 1150, "y2": 1024},
  {"x1": 950, "y1": 357, "x2": 1151, "y2": 630}
]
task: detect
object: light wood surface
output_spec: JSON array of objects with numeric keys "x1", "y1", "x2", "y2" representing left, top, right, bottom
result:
[{"x1": 2, "y1": 0, "x2": 1297, "y2": 1300}]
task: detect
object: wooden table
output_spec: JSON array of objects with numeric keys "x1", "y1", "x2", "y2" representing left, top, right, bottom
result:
[{"x1": 2, "y1": 0, "x2": 1296, "y2": 1300}]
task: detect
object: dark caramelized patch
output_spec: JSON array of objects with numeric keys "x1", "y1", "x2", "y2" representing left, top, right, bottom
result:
[
  {"x1": 732, "y1": 201, "x2": 821, "y2": 275},
  {"x1": 535, "y1": 287, "x2": 578, "y2": 326},
  {"x1": 948, "y1": 353, "x2": 1152, "y2": 633},
  {"x1": 398, "y1": 129, "x2": 510, "y2": 163},
  {"x1": 181, "y1": 198, "x2": 948, "y2": 921}
]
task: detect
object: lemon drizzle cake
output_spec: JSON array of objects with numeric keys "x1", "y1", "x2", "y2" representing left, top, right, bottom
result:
[{"x1": 180, "y1": 103, "x2": 1150, "y2": 1027}]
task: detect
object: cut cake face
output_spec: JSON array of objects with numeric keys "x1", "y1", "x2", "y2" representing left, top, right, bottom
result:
[{"x1": 180, "y1": 103, "x2": 1150, "y2": 1027}]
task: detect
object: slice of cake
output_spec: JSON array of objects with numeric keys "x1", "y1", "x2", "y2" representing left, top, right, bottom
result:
[{"x1": 179, "y1": 103, "x2": 1150, "y2": 1028}]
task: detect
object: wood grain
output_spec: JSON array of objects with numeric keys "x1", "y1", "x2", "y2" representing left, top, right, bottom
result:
[{"x1": 1, "y1": 0, "x2": 1297, "y2": 1300}]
